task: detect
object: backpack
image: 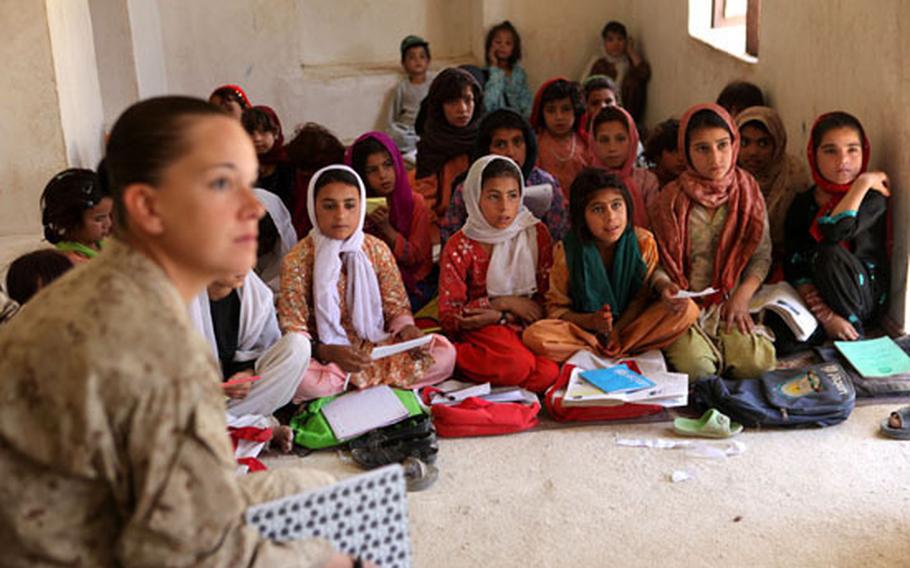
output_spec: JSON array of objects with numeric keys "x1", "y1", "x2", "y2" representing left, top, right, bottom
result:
[{"x1": 693, "y1": 362, "x2": 855, "y2": 428}]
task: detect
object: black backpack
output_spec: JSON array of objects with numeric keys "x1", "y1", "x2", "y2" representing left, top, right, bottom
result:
[{"x1": 693, "y1": 362, "x2": 855, "y2": 428}]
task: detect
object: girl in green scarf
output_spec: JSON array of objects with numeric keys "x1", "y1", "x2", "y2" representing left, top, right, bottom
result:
[{"x1": 523, "y1": 167, "x2": 698, "y2": 362}]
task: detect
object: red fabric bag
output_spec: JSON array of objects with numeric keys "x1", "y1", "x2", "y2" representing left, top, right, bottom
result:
[
  {"x1": 422, "y1": 388, "x2": 540, "y2": 437},
  {"x1": 544, "y1": 363, "x2": 664, "y2": 422}
]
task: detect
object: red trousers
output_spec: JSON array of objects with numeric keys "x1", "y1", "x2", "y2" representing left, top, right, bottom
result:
[{"x1": 454, "y1": 324, "x2": 560, "y2": 393}]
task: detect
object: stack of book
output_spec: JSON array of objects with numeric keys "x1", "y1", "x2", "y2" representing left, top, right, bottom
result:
[{"x1": 562, "y1": 350, "x2": 688, "y2": 408}]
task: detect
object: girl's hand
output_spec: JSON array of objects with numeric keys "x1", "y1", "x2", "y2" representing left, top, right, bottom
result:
[
  {"x1": 456, "y1": 307, "x2": 502, "y2": 330},
  {"x1": 222, "y1": 370, "x2": 255, "y2": 399},
  {"x1": 856, "y1": 171, "x2": 890, "y2": 197},
  {"x1": 822, "y1": 313, "x2": 861, "y2": 341},
  {"x1": 367, "y1": 207, "x2": 395, "y2": 239},
  {"x1": 581, "y1": 307, "x2": 613, "y2": 335},
  {"x1": 722, "y1": 287, "x2": 755, "y2": 334},
  {"x1": 657, "y1": 281, "x2": 687, "y2": 313},
  {"x1": 396, "y1": 324, "x2": 424, "y2": 342},
  {"x1": 626, "y1": 37, "x2": 642, "y2": 65},
  {"x1": 317, "y1": 342, "x2": 371, "y2": 373},
  {"x1": 493, "y1": 296, "x2": 544, "y2": 324}
]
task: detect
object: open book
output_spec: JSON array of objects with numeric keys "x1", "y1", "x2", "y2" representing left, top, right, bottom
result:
[
  {"x1": 563, "y1": 350, "x2": 688, "y2": 408},
  {"x1": 749, "y1": 282, "x2": 818, "y2": 341}
]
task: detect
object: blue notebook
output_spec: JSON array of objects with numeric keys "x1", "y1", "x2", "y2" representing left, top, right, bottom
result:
[{"x1": 580, "y1": 365, "x2": 656, "y2": 395}]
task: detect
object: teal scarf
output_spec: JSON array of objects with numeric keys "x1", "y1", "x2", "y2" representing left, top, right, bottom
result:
[{"x1": 563, "y1": 229, "x2": 646, "y2": 316}]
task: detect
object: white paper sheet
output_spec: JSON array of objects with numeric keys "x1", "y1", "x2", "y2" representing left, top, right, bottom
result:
[{"x1": 371, "y1": 334, "x2": 433, "y2": 360}]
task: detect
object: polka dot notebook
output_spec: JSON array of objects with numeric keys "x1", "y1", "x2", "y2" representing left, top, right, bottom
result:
[{"x1": 245, "y1": 464, "x2": 412, "y2": 567}]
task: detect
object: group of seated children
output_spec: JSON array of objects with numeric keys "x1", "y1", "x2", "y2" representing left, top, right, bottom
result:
[{"x1": 4, "y1": 20, "x2": 892, "y2": 454}]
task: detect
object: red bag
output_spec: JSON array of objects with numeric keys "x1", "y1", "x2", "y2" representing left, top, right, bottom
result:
[
  {"x1": 544, "y1": 363, "x2": 664, "y2": 422},
  {"x1": 422, "y1": 388, "x2": 540, "y2": 437}
]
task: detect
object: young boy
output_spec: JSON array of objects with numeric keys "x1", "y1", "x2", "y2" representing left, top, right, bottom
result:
[
  {"x1": 388, "y1": 35, "x2": 435, "y2": 164},
  {"x1": 582, "y1": 21, "x2": 651, "y2": 124}
]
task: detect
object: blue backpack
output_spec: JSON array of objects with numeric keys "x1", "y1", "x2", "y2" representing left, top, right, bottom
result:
[{"x1": 693, "y1": 362, "x2": 855, "y2": 428}]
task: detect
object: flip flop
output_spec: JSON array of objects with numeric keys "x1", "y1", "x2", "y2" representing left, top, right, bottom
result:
[
  {"x1": 674, "y1": 408, "x2": 743, "y2": 438},
  {"x1": 402, "y1": 457, "x2": 438, "y2": 492},
  {"x1": 880, "y1": 406, "x2": 910, "y2": 440}
]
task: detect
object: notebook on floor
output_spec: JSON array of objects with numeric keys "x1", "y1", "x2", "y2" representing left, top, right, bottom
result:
[{"x1": 246, "y1": 464, "x2": 411, "y2": 568}]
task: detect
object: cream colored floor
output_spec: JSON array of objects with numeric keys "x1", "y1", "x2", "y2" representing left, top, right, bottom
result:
[{"x1": 267, "y1": 403, "x2": 910, "y2": 568}]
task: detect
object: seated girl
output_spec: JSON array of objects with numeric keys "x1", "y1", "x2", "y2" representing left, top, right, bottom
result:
[
  {"x1": 524, "y1": 168, "x2": 698, "y2": 362},
  {"x1": 5, "y1": 249, "x2": 73, "y2": 305},
  {"x1": 208, "y1": 84, "x2": 251, "y2": 119},
  {"x1": 531, "y1": 78, "x2": 589, "y2": 198},
  {"x1": 643, "y1": 118, "x2": 686, "y2": 188},
  {"x1": 587, "y1": 105, "x2": 659, "y2": 228},
  {"x1": 438, "y1": 156, "x2": 559, "y2": 392},
  {"x1": 278, "y1": 165, "x2": 455, "y2": 402},
  {"x1": 652, "y1": 104, "x2": 776, "y2": 381},
  {"x1": 241, "y1": 105, "x2": 299, "y2": 211},
  {"x1": 285, "y1": 122, "x2": 346, "y2": 237},
  {"x1": 581, "y1": 74, "x2": 621, "y2": 131},
  {"x1": 40, "y1": 168, "x2": 113, "y2": 264},
  {"x1": 253, "y1": 188, "x2": 298, "y2": 295},
  {"x1": 414, "y1": 67, "x2": 484, "y2": 239},
  {"x1": 735, "y1": 106, "x2": 810, "y2": 258},
  {"x1": 483, "y1": 21, "x2": 533, "y2": 117},
  {"x1": 440, "y1": 108, "x2": 569, "y2": 245},
  {"x1": 348, "y1": 131, "x2": 435, "y2": 310},
  {"x1": 189, "y1": 270, "x2": 310, "y2": 421},
  {"x1": 783, "y1": 111, "x2": 888, "y2": 342}
]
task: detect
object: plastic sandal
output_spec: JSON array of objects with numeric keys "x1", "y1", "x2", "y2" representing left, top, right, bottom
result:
[
  {"x1": 674, "y1": 408, "x2": 743, "y2": 438},
  {"x1": 880, "y1": 406, "x2": 910, "y2": 440}
]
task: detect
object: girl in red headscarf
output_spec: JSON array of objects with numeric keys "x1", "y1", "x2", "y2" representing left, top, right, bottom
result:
[
  {"x1": 783, "y1": 111, "x2": 889, "y2": 343},
  {"x1": 241, "y1": 105, "x2": 299, "y2": 212},
  {"x1": 208, "y1": 84, "x2": 251, "y2": 119},
  {"x1": 587, "y1": 105, "x2": 659, "y2": 229},
  {"x1": 652, "y1": 103, "x2": 775, "y2": 381}
]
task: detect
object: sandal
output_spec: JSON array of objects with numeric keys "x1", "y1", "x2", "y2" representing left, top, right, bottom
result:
[
  {"x1": 880, "y1": 406, "x2": 910, "y2": 440},
  {"x1": 349, "y1": 415, "x2": 438, "y2": 469},
  {"x1": 402, "y1": 457, "x2": 438, "y2": 492},
  {"x1": 674, "y1": 408, "x2": 743, "y2": 438}
]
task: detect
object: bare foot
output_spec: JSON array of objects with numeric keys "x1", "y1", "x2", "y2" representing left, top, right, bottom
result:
[
  {"x1": 889, "y1": 412, "x2": 903, "y2": 430},
  {"x1": 270, "y1": 425, "x2": 294, "y2": 454}
]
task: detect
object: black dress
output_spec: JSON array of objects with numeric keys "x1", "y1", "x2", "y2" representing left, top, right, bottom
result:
[
  {"x1": 783, "y1": 188, "x2": 888, "y2": 331},
  {"x1": 256, "y1": 163, "x2": 298, "y2": 212}
]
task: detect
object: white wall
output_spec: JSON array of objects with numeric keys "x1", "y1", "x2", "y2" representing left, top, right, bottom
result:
[
  {"x1": 0, "y1": 0, "x2": 68, "y2": 236},
  {"x1": 90, "y1": 0, "x2": 140, "y2": 130},
  {"x1": 46, "y1": 0, "x2": 105, "y2": 170}
]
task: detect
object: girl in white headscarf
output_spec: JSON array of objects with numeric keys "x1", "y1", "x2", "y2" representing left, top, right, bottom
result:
[
  {"x1": 277, "y1": 165, "x2": 455, "y2": 401},
  {"x1": 438, "y1": 155, "x2": 560, "y2": 392}
]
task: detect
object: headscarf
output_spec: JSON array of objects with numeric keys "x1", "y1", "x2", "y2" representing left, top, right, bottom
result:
[
  {"x1": 415, "y1": 68, "x2": 484, "y2": 179},
  {"x1": 307, "y1": 165, "x2": 387, "y2": 345},
  {"x1": 530, "y1": 77, "x2": 584, "y2": 137},
  {"x1": 210, "y1": 84, "x2": 251, "y2": 108},
  {"x1": 736, "y1": 106, "x2": 808, "y2": 241},
  {"x1": 254, "y1": 105, "x2": 288, "y2": 166},
  {"x1": 253, "y1": 188, "x2": 298, "y2": 293},
  {"x1": 471, "y1": 108, "x2": 538, "y2": 181},
  {"x1": 187, "y1": 271, "x2": 280, "y2": 363},
  {"x1": 563, "y1": 225, "x2": 645, "y2": 317},
  {"x1": 345, "y1": 131, "x2": 415, "y2": 238},
  {"x1": 586, "y1": 105, "x2": 647, "y2": 226},
  {"x1": 462, "y1": 155, "x2": 540, "y2": 296},
  {"x1": 805, "y1": 111, "x2": 871, "y2": 243},
  {"x1": 651, "y1": 103, "x2": 766, "y2": 300}
]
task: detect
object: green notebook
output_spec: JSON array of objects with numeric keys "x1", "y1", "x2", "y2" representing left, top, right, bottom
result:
[{"x1": 834, "y1": 337, "x2": 910, "y2": 378}]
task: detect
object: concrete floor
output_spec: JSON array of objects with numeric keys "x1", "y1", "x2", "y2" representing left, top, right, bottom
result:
[{"x1": 267, "y1": 401, "x2": 910, "y2": 568}]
